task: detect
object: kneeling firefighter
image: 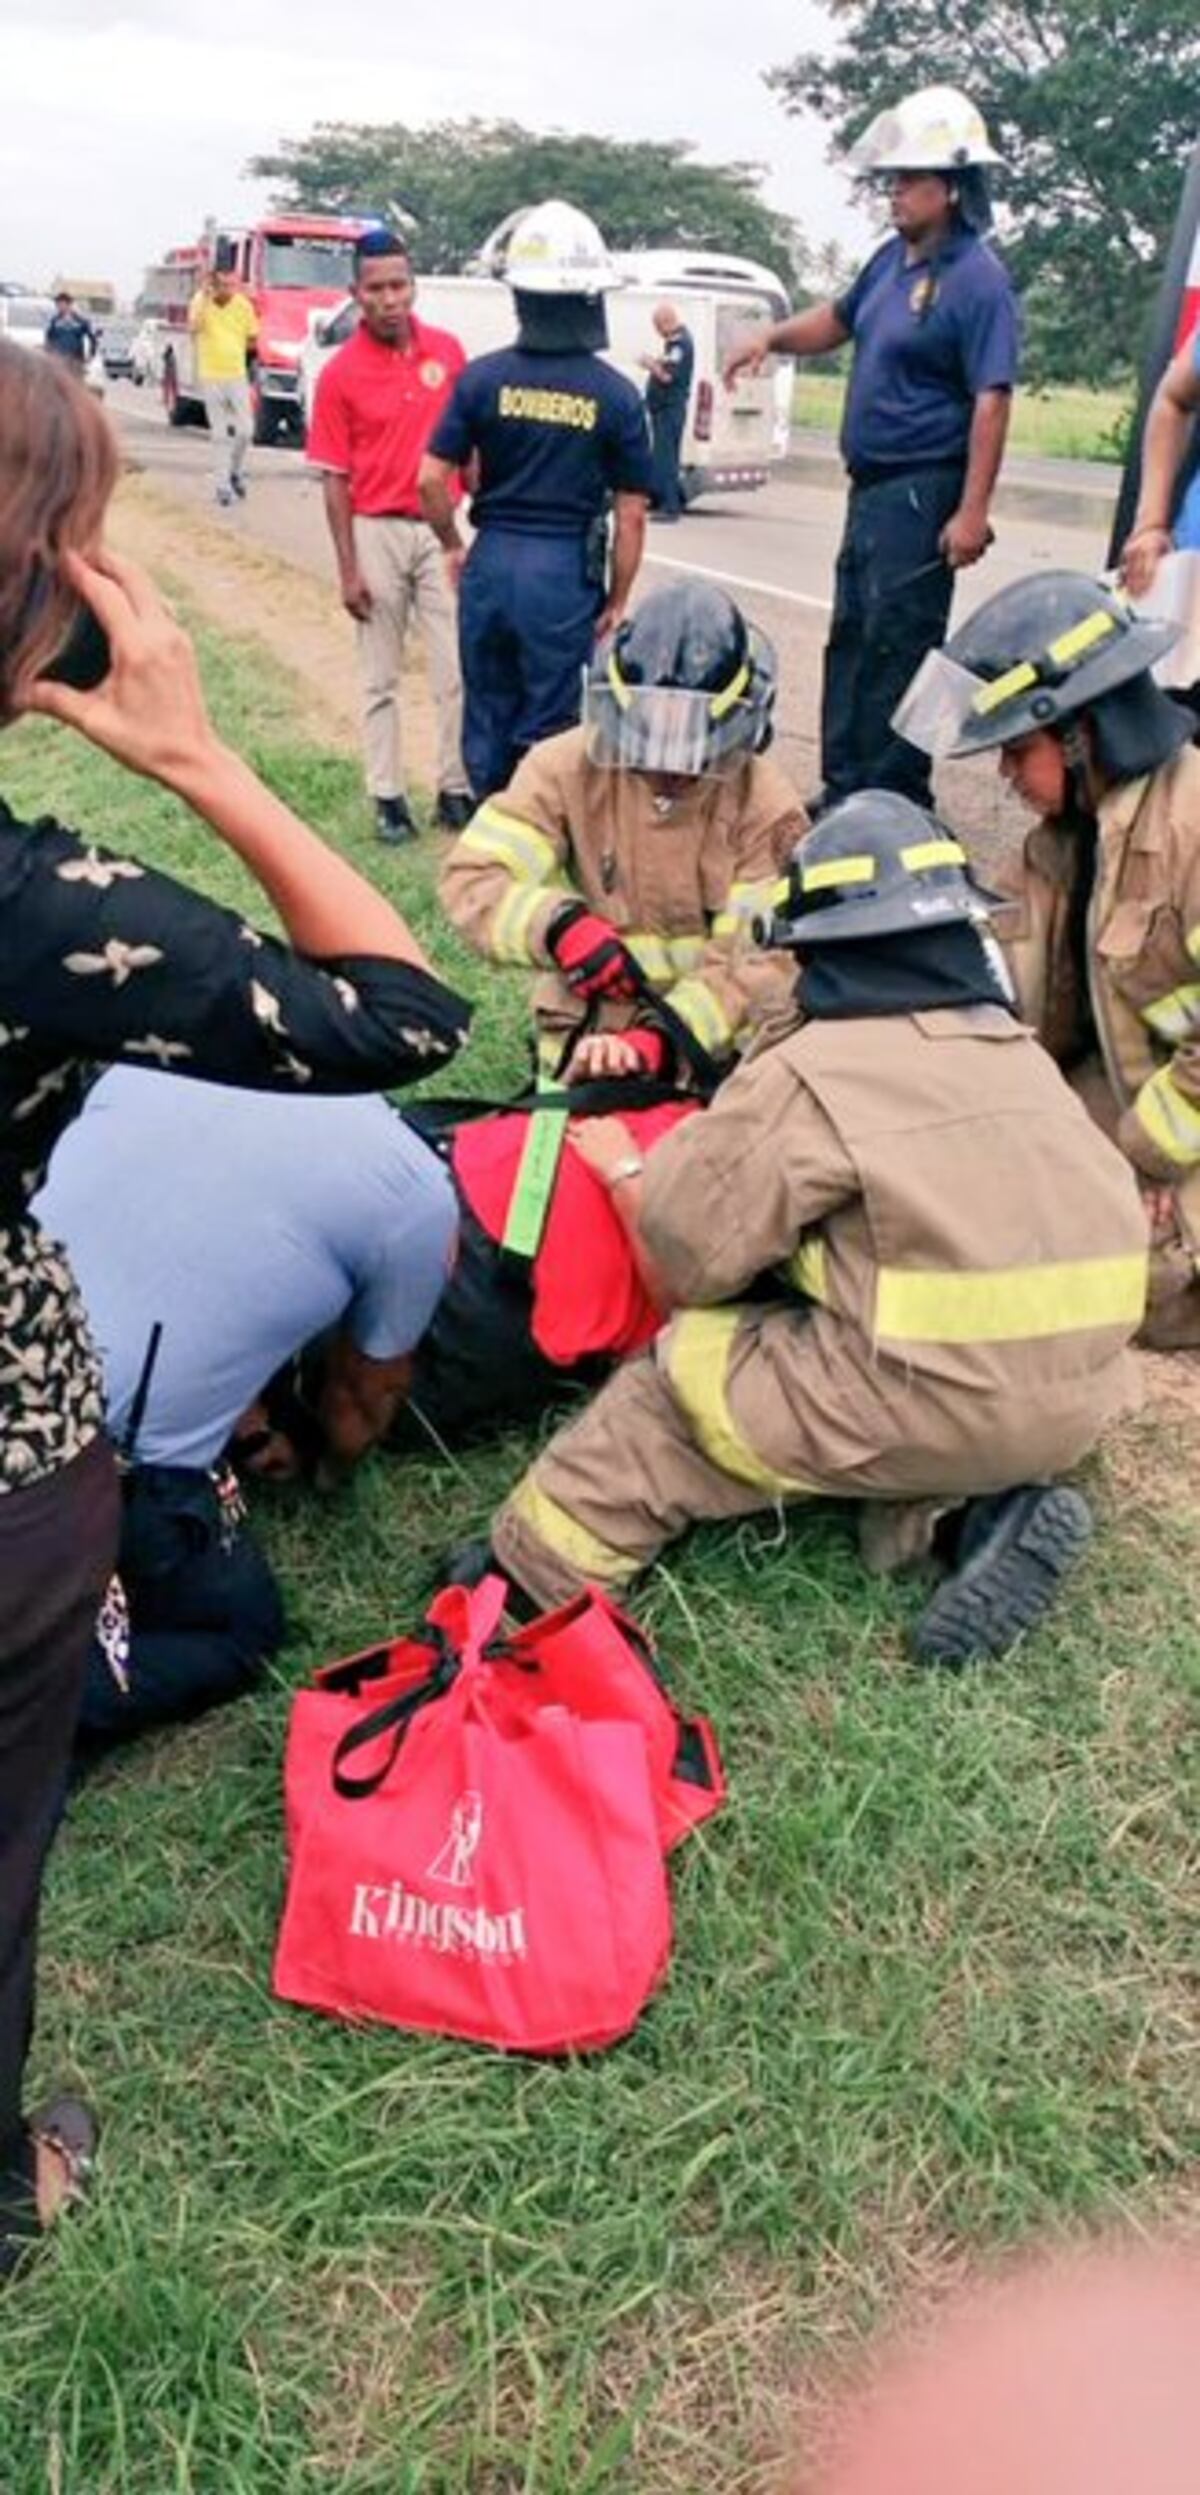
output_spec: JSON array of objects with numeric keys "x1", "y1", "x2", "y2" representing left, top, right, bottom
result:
[
  {"x1": 895, "y1": 569, "x2": 1200, "y2": 1346},
  {"x1": 439, "y1": 581, "x2": 805, "y2": 1082},
  {"x1": 454, "y1": 792, "x2": 1148, "y2": 1665}
]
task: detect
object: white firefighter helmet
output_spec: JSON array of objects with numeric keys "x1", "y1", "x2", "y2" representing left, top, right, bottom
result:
[
  {"x1": 848, "y1": 84, "x2": 1003, "y2": 174},
  {"x1": 501, "y1": 198, "x2": 620, "y2": 295}
]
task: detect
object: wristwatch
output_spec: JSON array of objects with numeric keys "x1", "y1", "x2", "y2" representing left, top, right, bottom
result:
[{"x1": 606, "y1": 1155, "x2": 645, "y2": 1190}]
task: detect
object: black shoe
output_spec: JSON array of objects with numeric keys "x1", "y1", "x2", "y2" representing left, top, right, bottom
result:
[
  {"x1": 649, "y1": 510, "x2": 681, "y2": 524},
  {"x1": 436, "y1": 1537, "x2": 538, "y2": 1622},
  {"x1": 909, "y1": 1484, "x2": 1094, "y2": 1669},
  {"x1": 434, "y1": 790, "x2": 475, "y2": 833},
  {"x1": 230, "y1": 474, "x2": 247, "y2": 501},
  {"x1": 375, "y1": 796, "x2": 417, "y2": 845}
]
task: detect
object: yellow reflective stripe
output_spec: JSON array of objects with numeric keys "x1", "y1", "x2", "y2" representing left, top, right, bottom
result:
[
  {"x1": 490, "y1": 881, "x2": 552, "y2": 965},
  {"x1": 506, "y1": 1477, "x2": 635, "y2": 1586},
  {"x1": 1134, "y1": 1066, "x2": 1200, "y2": 1167},
  {"x1": 1047, "y1": 609, "x2": 1118, "y2": 667},
  {"x1": 666, "y1": 1310, "x2": 812, "y2": 1492},
  {"x1": 875, "y1": 1254, "x2": 1147, "y2": 1345},
  {"x1": 607, "y1": 652, "x2": 632, "y2": 711},
  {"x1": 462, "y1": 804, "x2": 561, "y2": 881},
  {"x1": 666, "y1": 976, "x2": 734, "y2": 1055},
  {"x1": 625, "y1": 931, "x2": 673, "y2": 985},
  {"x1": 1186, "y1": 921, "x2": 1200, "y2": 969},
  {"x1": 1142, "y1": 982, "x2": 1200, "y2": 1043},
  {"x1": 973, "y1": 660, "x2": 1038, "y2": 716},
  {"x1": 784, "y1": 1235, "x2": 828, "y2": 1303},
  {"x1": 801, "y1": 853, "x2": 875, "y2": 894},
  {"x1": 900, "y1": 838, "x2": 966, "y2": 872},
  {"x1": 709, "y1": 658, "x2": 751, "y2": 721},
  {"x1": 712, "y1": 877, "x2": 780, "y2": 938}
]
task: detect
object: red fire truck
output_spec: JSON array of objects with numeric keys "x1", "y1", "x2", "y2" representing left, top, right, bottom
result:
[{"x1": 137, "y1": 214, "x2": 372, "y2": 444}]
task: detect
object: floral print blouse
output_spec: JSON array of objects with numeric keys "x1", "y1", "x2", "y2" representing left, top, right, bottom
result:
[{"x1": 0, "y1": 797, "x2": 471, "y2": 1492}]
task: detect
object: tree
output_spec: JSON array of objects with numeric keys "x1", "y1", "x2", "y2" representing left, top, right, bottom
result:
[
  {"x1": 768, "y1": 2, "x2": 1200, "y2": 385},
  {"x1": 248, "y1": 120, "x2": 801, "y2": 285}
]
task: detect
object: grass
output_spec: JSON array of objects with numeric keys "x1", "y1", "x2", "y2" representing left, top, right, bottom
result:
[
  {"x1": 1, "y1": 612, "x2": 1197, "y2": 2491},
  {"x1": 791, "y1": 372, "x2": 1134, "y2": 465}
]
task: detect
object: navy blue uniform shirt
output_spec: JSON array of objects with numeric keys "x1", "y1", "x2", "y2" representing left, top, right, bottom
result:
[
  {"x1": 428, "y1": 346, "x2": 653, "y2": 536},
  {"x1": 835, "y1": 230, "x2": 1019, "y2": 477},
  {"x1": 44, "y1": 309, "x2": 96, "y2": 366},
  {"x1": 646, "y1": 325, "x2": 694, "y2": 415}
]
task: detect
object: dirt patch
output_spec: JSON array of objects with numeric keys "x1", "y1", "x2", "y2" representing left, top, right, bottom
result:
[{"x1": 108, "y1": 472, "x2": 442, "y2": 784}]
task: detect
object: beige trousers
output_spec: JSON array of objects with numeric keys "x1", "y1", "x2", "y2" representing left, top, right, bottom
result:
[
  {"x1": 352, "y1": 515, "x2": 468, "y2": 801},
  {"x1": 203, "y1": 380, "x2": 251, "y2": 490}
]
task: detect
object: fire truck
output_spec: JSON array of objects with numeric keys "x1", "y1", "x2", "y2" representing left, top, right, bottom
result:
[{"x1": 137, "y1": 214, "x2": 372, "y2": 444}]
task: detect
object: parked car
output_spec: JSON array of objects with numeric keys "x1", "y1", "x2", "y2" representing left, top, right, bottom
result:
[
  {"x1": 0, "y1": 292, "x2": 56, "y2": 353},
  {"x1": 98, "y1": 317, "x2": 137, "y2": 379}
]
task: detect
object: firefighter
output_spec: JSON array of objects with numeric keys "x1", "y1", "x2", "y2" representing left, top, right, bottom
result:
[
  {"x1": 453, "y1": 793, "x2": 1147, "y2": 1667},
  {"x1": 418, "y1": 199, "x2": 654, "y2": 802},
  {"x1": 894, "y1": 569, "x2": 1200, "y2": 1346},
  {"x1": 438, "y1": 581, "x2": 806, "y2": 1081}
]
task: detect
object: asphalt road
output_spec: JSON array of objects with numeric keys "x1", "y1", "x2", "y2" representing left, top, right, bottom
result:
[{"x1": 108, "y1": 378, "x2": 1110, "y2": 824}]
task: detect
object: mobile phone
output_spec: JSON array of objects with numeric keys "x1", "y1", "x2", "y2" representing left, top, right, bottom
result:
[{"x1": 39, "y1": 592, "x2": 111, "y2": 691}]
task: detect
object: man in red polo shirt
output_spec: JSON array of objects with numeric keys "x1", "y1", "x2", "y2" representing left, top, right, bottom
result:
[{"x1": 308, "y1": 229, "x2": 474, "y2": 843}]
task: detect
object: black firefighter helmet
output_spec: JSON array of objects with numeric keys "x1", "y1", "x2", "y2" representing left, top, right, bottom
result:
[
  {"x1": 586, "y1": 581, "x2": 777, "y2": 776},
  {"x1": 893, "y1": 570, "x2": 1182, "y2": 762},
  {"x1": 760, "y1": 790, "x2": 996, "y2": 949}
]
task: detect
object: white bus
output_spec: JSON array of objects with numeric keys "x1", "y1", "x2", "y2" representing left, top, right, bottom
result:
[{"x1": 298, "y1": 247, "x2": 793, "y2": 500}]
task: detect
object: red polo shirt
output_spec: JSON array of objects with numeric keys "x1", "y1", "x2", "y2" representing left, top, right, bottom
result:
[{"x1": 307, "y1": 315, "x2": 465, "y2": 517}]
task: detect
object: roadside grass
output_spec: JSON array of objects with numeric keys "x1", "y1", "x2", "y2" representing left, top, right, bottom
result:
[
  {"x1": 792, "y1": 372, "x2": 1134, "y2": 465},
  {"x1": 1, "y1": 613, "x2": 1196, "y2": 2491}
]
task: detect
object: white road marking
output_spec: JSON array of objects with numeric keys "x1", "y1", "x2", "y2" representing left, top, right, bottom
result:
[{"x1": 643, "y1": 547, "x2": 832, "y2": 614}]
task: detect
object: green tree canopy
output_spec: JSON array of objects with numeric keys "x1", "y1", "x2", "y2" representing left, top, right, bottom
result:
[
  {"x1": 248, "y1": 119, "x2": 801, "y2": 284},
  {"x1": 768, "y1": 2, "x2": 1200, "y2": 384}
]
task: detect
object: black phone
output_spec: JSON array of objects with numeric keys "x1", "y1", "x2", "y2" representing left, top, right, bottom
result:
[{"x1": 38, "y1": 589, "x2": 111, "y2": 691}]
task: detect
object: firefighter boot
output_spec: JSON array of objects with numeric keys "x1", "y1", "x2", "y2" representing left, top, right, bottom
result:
[{"x1": 909, "y1": 1483, "x2": 1094, "y2": 1668}]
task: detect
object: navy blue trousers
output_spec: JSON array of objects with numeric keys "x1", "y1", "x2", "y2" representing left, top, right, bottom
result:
[
  {"x1": 78, "y1": 1465, "x2": 284, "y2": 1747},
  {"x1": 820, "y1": 464, "x2": 964, "y2": 807},
  {"x1": 649, "y1": 407, "x2": 687, "y2": 516},
  {"x1": 458, "y1": 528, "x2": 601, "y2": 801}
]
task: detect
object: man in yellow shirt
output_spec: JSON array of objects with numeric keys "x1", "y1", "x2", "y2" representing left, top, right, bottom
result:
[{"x1": 187, "y1": 268, "x2": 258, "y2": 507}]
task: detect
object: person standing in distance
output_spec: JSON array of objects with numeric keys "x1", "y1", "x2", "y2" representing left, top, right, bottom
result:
[
  {"x1": 187, "y1": 261, "x2": 258, "y2": 510},
  {"x1": 419, "y1": 200, "x2": 654, "y2": 804},
  {"x1": 640, "y1": 301, "x2": 694, "y2": 523},
  {"x1": 725, "y1": 86, "x2": 1018, "y2": 811},
  {"x1": 307, "y1": 230, "x2": 473, "y2": 845},
  {"x1": 44, "y1": 292, "x2": 97, "y2": 372}
]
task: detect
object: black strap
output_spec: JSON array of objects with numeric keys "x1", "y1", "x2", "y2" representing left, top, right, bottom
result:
[
  {"x1": 332, "y1": 1634, "x2": 460, "y2": 1799},
  {"x1": 121, "y1": 1320, "x2": 163, "y2": 1464}
]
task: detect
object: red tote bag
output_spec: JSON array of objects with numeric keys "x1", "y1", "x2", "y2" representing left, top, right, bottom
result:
[{"x1": 274, "y1": 1636, "x2": 672, "y2": 2054}]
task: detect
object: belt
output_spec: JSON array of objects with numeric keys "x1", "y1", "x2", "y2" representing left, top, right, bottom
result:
[
  {"x1": 848, "y1": 458, "x2": 966, "y2": 489},
  {"x1": 361, "y1": 508, "x2": 426, "y2": 522}
]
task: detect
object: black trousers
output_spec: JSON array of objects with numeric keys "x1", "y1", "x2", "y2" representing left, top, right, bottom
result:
[
  {"x1": 820, "y1": 463, "x2": 964, "y2": 807},
  {"x1": 393, "y1": 1197, "x2": 605, "y2": 1448},
  {"x1": 649, "y1": 405, "x2": 687, "y2": 516},
  {"x1": 0, "y1": 1435, "x2": 119, "y2": 2248},
  {"x1": 77, "y1": 1465, "x2": 284, "y2": 1747}
]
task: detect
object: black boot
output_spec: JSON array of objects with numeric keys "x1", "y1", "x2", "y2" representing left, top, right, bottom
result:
[
  {"x1": 435, "y1": 1538, "x2": 539, "y2": 1623},
  {"x1": 909, "y1": 1484, "x2": 1094, "y2": 1668}
]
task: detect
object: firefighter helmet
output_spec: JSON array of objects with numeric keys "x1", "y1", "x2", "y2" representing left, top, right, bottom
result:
[
  {"x1": 848, "y1": 84, "x2": 1003, "y2": 174},
  {"x1": 501, "y1": 199, "x2": 620, "y2": 296},
  {"x1": 585, "y1": 582, "x2": 777, "y2": 775},
  {"x1": 761, "y1": 791, "x2": 995, "y2": 948},
  {"x1": 892, "y1": 571, "x2": 1183, "y2": 760}
]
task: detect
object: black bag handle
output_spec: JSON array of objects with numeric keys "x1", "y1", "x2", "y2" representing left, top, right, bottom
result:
[{"x1": 332, "y1": 1630, "x2": 461, "y2": 1800}]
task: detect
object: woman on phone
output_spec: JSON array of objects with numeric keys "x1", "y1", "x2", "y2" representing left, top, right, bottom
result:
[{"x1": 0, "y1": 340, "x2": 470, "y2": 2276}]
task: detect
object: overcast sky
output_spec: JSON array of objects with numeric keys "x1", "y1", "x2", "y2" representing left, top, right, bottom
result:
[{"x1": 0, "y1": 0, "x2": 872, "y2": 301}]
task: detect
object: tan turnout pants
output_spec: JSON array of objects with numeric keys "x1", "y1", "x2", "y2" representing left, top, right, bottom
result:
[{"x1": 352, "y1": 515, "x2": 468, "y2": 802}]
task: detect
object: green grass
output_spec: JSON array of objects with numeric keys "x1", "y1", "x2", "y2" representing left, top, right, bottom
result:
[
  {"x1": 791, "y1": 372, "x2": 1134, "y2": 464},
  {"x1": 1, "y1": 614, "x2": 1196, "y2": 2491}
]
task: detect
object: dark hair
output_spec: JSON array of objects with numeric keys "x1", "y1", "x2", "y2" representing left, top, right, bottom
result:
[
  {"x1": 353, "y1": 228, "x2": 412, "y2": 277},
  {"x1": 0, "y1": 340, "x2": 117, "y2": 723}
]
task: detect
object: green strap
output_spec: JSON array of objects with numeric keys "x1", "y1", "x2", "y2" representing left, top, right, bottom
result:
[{"x1": 500, "y1": 1089, "x2": 571, "y2": 1264}]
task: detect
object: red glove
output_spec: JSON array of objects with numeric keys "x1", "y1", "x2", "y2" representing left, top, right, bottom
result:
[
  {"x1": 622, "y1": 1027, "x2": 670, "y2": 1076},
  {"x1": 547, "y1": 903, "x2": 639, "y2": 1000}
]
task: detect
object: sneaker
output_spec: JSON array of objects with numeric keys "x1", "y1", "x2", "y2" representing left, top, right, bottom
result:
[
  {"x1": 375, "y1": 796, "x2": 417, "y2": 845},
  {"x1": 434, "y1": 790, "x2": 475, "y2": 834},
  {"x1": 909, "y1": 1483, "x2": 1094, "y2": 1669},
  {"x1": 215, "y1": 486, "x2": 233, "y2": 508},
  {"x1": 230, "y1": 474, "x2": 247, "y2": 501}
]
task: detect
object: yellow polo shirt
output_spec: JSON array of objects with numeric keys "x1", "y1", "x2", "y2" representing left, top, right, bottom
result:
[{"x1": 187, "y1": 290, "x2": 258, "y2": 383}]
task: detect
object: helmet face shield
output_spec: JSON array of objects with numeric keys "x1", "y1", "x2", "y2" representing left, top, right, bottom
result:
[
  {"x1": 891, "y1": 648, "x2": 1000, "y2": 759},
  {"x1": 585, "y1": 676, "x2": 742, "y2": 777}
]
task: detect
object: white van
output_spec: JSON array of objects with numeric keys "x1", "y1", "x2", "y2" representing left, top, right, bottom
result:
[{"x1": 298, "y1": 249, "x2": 791, "y2": 501}]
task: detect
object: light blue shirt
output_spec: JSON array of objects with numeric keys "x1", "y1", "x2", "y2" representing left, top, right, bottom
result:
[{"x1": 36, "y1": 1069, "x2": 456, "y2": 1467}]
